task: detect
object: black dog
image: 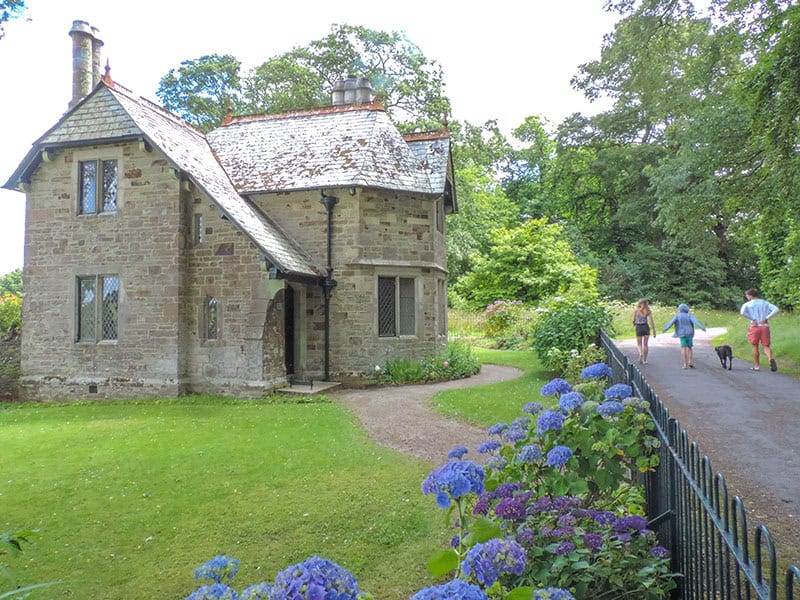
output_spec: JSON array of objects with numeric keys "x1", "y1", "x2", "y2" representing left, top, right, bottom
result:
[{"x1": 714, "y1": 345, "x2": 733, "y2": 370}]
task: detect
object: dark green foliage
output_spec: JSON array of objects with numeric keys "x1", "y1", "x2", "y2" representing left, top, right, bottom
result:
[{"x1": 530, "y1": 298, "x2": 614, "y2": 372}]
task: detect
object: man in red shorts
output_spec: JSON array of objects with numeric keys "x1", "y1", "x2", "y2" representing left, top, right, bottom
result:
[{"x1": 740, "y1": 288, "x2": 780, "y2": 371}]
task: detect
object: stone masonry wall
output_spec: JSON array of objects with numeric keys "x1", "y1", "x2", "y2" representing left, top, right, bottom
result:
[{"x1": 21, "y1": 141, "x2": 183, "y2": 400}]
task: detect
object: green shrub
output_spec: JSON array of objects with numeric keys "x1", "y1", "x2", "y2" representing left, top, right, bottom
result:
[
  {"x1": 374, "y1": 343, "x2": 481, "y2": 385},
  {"x1": 0, "y1": 293, "x2": 21, "y2": 335},
  {"x1": 531, "y1": 298, "x2": 614, "y2": 372}
]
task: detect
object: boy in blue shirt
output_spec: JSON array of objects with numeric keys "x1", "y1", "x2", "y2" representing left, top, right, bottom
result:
[{"x1": 663, "y1": 304, "x2": 707, "y2": 369}]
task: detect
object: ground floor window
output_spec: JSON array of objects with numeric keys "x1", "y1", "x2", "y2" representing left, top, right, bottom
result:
[
  {"x1": 77, "y1": 275, "x2": 120, "y2": 342},
  {"x1": 378, "y1": 276, "x2": 415, "y2": 337},
  {"x1": 205, "y1": 297, "x2": 219, "y2": 340}
]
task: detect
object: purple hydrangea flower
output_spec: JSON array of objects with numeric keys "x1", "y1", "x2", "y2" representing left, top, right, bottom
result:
[
  {"x1": 448, "y1": 445, "x2": 469, "y2": 460},
  {"x1": 422, "y1": 461, "x2": 485, "y2": 508},
  {"x1": 411, "y1": 579, "x2": 488, "y2": 600},
  {"x1": 240, "y1": 582, "x2": 272, "y2": 599},
  {"x1": 617, "y1": 532, "x2": 632, "y2": 543},
  {"x1": 185, "y1": 583, "x2": 238, "y2": 600},
  {"x1": 540, "y1": 378, "x2": 573, "y2": 397},
  {"x1": 477, "y1": 439, "x2": 502, "y2": 454},
  {"x1": 535, "y1": 588, "x2": 576, "y2": 600},
  {"x1": 451, "y1": 535, "x2": 461, "y2": 549},
  {"x1": 553, "y1": 496, "x2": 579, "y2": 511},
  {"x1": 269, "y1": 556, "x2": 360, "y2": 600},
  {"x1": 596, "y1": 400, "x2": 624, "y2": 417},
  {"x1": 488, "y1": 422, "x2": 510, "y2": 436},
  {"x1": 462, "y1": 538, "x2": 526, "y2": 587},
  {"x1": 583, "y1": 533, "x2": 604, "y2": 551},
  {"x1": 555, "y1": 541, "x2": 576, "y2": 556},
  {"x1": 593, "y1": 511, "x2": 616, "y2": 527},
  {"x1": 546, "y1": 446, "x2": 573, "y2": 468},
  {"x1": 489, "y1": 483, "x2": 521, "y2": 499},
  {"x1": 557, "y1": 514, "x2": 577, "y2": 527},
  {"x1": 517, "y1": 444, "x2": 543, "y2": 464},
  {"x1": 522, "y1": 402, "x2": 544, "y2": 415},
  {"x1": 529, "y1": 496, "x2": 554, "y2": 513},
  {"x1": 553, "y1": 526, "x2": 575, "y2": 538},
  {"x1": 558, "y1": 391, "x2": 585, "y2": 412},
  {"x1": 495, "y1": 497, "x2": 527, "y2": 521},
  {"x1": 194, "y1": 555, "x2": 240, "y2": 584},
  {"x1": 580, "y1": 362, "x2": 613, "y2": 379},
  {"x1": 651, "y1": 545, "x2": 671, "y2": 559},
  {"x1": 516, "y1": 527, "x2": 536, "y2": 546},
  {"x1": 614, "y1": 515, "x2": 649, "y2": 533},
  {"x1": 604, "y1": 383, "x2": 633, "y2": 399},
  {"x1": 537, "y1": 410, "x2": 565, "y2": 433},
  {"x1": 473, "y1": 496, "x2": 490, "y2": 516},
  {"x1": 502, "y1": 427, "x2": 528, "y2": 443}
]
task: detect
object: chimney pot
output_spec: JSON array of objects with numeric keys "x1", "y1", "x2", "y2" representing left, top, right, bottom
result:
[{"x1": 333, "y1": 74, "x2": 372, "y2": 106}]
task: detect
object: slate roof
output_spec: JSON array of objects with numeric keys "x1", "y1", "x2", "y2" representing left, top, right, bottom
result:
[
  {"x1": 4, "y1": 82, "x2": 324, "y2": 280},
  {"x1": 206, "y1": 105, "x2": 446, "y2": 195}
]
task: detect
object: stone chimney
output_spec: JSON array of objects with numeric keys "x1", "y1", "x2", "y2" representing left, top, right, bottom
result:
[
  {"x1": 331, "y1": 74, "x2": 372, "y2": 106},
  {"x1": 69, "y1": 20, "x2": 103, "y2": 109}
]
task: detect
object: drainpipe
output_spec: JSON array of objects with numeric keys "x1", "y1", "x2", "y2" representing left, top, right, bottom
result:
[{"x1": 320, "y1": 192, "x2": 339, "y2": 381}]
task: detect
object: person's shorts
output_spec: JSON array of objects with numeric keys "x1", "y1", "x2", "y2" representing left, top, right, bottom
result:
[
  {"x1": 747, "y1": 325, "x2": 771, "y2": 346},
  {"x1": 679, "y1": 336, "x2": 693, "y2": 348},
  {"x1": 635, "y1": 324, "x2": 651, "y2": 337}
]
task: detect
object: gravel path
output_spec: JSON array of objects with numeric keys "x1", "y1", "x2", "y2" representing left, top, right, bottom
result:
[{"x1": 329, "y1": 364, "x2": 523, "y2": 465}]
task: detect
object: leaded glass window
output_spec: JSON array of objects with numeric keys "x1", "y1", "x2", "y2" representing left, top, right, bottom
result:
[
  {"x1": 206, "y1": 297, "x2": 218, "y2": 340},
  {"x1": 378, "y1": 276, "x2": 415, "y2": 337},
  {"x1": 77, "y1": 275, "x2": 119, "y2": 342},
  {"x1": 79, "y1": 159, "x2": 117, "y2": 214}
]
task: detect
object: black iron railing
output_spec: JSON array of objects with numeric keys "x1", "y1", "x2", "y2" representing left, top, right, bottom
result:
[{"x1": 600, "y1": 330, "x2": 800, "y2": 600}]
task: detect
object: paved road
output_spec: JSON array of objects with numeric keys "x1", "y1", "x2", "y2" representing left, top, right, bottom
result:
[{"x1": 616, "y1": 328, "x2": 800, "y2": 561}]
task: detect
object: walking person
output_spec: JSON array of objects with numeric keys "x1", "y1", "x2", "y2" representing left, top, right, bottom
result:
[
  {"x1": 663, "y1": 304, "x2": 707, "y2": 369},
  {"x1": 632, "y1": 299, "x2": 656, "y2": 364},
  {"x1": 740, "y1": 288, "x2": 780, "y2": 371}
]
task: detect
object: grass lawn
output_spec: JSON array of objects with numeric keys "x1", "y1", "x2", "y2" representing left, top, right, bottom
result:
[
  {"x1": 432, "y1": 348, "x2": 554, "y2": 427},
  {"x1": 1, "y1": 397, "x2": 448, "y2": 599}
]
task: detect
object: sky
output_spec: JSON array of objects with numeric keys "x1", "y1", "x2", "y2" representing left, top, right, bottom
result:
[{"x1": 0, "y1": 0, "x2": 620, "y2": 277}]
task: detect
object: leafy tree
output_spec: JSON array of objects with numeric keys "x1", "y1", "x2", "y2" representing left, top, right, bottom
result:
[
  {"x1": 157, "y1": 54, "x2": 243, "y2": 132},
  {"x1": 157, "y1": 25, "x2": 451, "y2": 132},
  {"x1": 0, "y1": 0, "x2": 24, "y2": 40},
  {"x1": 0, "y1": 269, "x2": 21, "y2": 296},
  {"x1": 454, "y1": 218, "x2": 599, "y2": 310}
]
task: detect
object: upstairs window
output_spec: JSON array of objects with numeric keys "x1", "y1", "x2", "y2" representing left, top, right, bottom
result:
[
  {"x1": 79, "y1": 159, "x2": 118, "y2": 214},
  {"x1": 378, "y1": 276, "x2": 416, "y2": 337},
  {"x1": 77, "y1": 275, "x2": 120, "y2": 342}
]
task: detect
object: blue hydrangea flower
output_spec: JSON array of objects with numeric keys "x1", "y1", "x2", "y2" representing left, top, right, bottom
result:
[
  {"x1": 522, "y1": 402, "x2": 544, "y2": 415},
  {"x1": 502, "y1": 426, "x2": 527, "y2": 443},
  {"x1": 422, "y1": 460, "x2": 485, "y2": 508},
  {"x1": 477, "y1": 439, "x2": 502, "y2": 454},
  {"x1": 495, "y1": 497, "x2": 526, "y2": 521},
  {"x1": 517, "y1": 444, "x2": 543, "y2": 464},
  {"x1": 185, "y1": 583, "x2": 239, "y2": 600},
  {"x1": 540, "y1": 378, "x2": 572, "y2": 397},
  {"x1": 535, "y1": 588, "x2": 576, "y2": 600},
  {"x1": 596, "y1": 400, "x2": 624, "y2": 417},
  {"x1": 651, "y1": 545, "x2": 671, "y2": 559},
  {"x1": 448, "y1": 445, "x2": 469, "y2": 460},
  {"x1": 269, "y1": 556, "x2": 360, "y2": 600},
  {"x1": 462, "y1": 538, "x2": 526, "y2": 587},
  {"x1": 194, "y1": 555, "x2": 240, "y2": 584},
  {"x1": 485, "y1": 456, "x2": 508, "y2": 471},
  {"x1": 240, "y1": 582, "x2": 272, "y2": 599},
  {"x1": 487, "y1": 422, "x2": 510, "y2": 436},
  {"x1": 410, "y1": 579, "x2": 488, "y2": 600},
  {"x1": 546, "y1": 446, "x2": 573, "y2": 468},
  {"x1": 604, "y1": 383, "x2": 633, "y2": 399},
  {"x1": 558, "y1": 391, "x2": 584, "y2": 412},
  {"x1": 512, "y1": 416, "x2": 531, "y2": 429},
  {"x1": 537, "y1": 410, "x2": 565, "y2": 434},
  {"x1": 580, "y1": 362, "x2": 612, "y2": 379}
]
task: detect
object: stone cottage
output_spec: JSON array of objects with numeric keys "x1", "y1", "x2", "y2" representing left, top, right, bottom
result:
[{"x1": 3, "y1": 21, "x2": 456, "y2": 401}]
